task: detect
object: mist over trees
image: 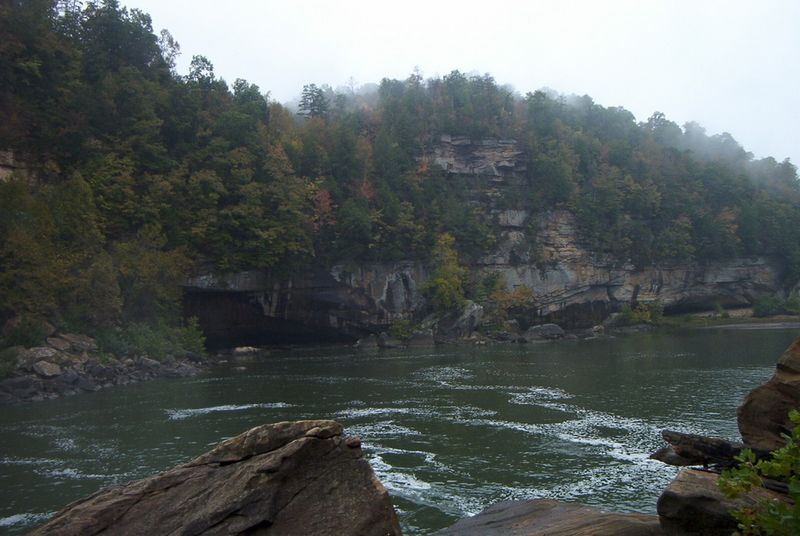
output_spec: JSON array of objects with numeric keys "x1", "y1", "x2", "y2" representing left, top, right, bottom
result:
[{"x1": 1, "y1": 0, "x2": 799, "y2": 332}]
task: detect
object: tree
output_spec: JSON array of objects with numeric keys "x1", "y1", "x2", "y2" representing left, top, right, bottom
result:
[
  {"x1": 188, "y1": 54, "x2": 214, "y2": 84},
  {"x1": 157, "y1": 29, "x2": 180, "y2": 73},
  {"x1": 298, "y1": 83, "x2": 328, "y2": 118},
  {"x1": 113, "y1": 224, "x2": 190, "y2": 322},
  {"x1": 425, "y1": 233, "x2": 467, "y2": 313},
  {"x1": 0, "y1": 178, "x2": 62, "y2": 320}
]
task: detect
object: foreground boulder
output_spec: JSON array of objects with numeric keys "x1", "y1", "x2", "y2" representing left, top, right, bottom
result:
[
  {"x1": 738, "y1": 337, "x2": 800, "y2": 451},
  {"x1": 434, "y1": 499, "x2": 662, "y2": 535},
  {"x1": 657, "y1": 469, "x2": 788, "y2": 535},
  {"x1": 32, "y1": 420, "x2": 402, "y2": 536}
]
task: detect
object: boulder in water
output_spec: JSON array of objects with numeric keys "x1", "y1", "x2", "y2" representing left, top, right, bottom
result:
[
  {"x1": 523, "y1": 323, "x2": 565, "y2": 341},
  {"x1": 738, "y1": 337, "x2": 800, "y2": 450},
  {"x1": 32, "y1": 420, "x2": 402, "y2": 536}
]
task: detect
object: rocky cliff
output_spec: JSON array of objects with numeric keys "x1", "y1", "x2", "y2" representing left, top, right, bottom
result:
[
  {"x1": 182, "y1": 137, "x2": 785, "y2": 346},
  {"x1": 184, "y1": 262, "x2": 427, "y2": 347},
  {"x1": 482, "y1": 209, "x2": 782, "y2": 322},
  {"x1": 184, "y1": 212, "x2": 781, "y2": 346}
]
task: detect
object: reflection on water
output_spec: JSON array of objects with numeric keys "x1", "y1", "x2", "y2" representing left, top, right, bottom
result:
[{"x1": 0, "y1": 328, "x2": 797, "y2": 534}]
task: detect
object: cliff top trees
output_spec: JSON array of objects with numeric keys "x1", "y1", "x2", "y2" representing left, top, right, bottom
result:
[
  {"x1": 1, "y1": 0, "x2": 799, "y2": 335},
  {"x1": 298, "y1": 83, "x2": 329, "y2": 119}
]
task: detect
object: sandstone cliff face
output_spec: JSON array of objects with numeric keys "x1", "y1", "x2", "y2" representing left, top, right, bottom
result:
[
  {"x1": 484, "y1": 209, "x2": 782, "y2": 321},
  {"x1": 32, "y1": 420, "x2": 402, "y2": 536},
  {"x1": 431, "y1": 135, "x2": 526, "y2": 180},
  {"x1": 184, "y1": 210, "x2": 781, "y2": 344},
  {"x1": 183, "y1": 138, "x2": 784, "y2": 344}
]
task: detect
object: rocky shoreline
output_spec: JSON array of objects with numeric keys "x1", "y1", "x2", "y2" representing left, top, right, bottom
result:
[
  {"x1": 0, "y1": 330, "x2": 206, "y2": 404},
  {"x1": 3, "y1": 314, "x2": 794, "y2": 405}
]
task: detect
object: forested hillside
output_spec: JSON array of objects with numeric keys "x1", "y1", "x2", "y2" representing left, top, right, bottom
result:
[{"x1": 2, "y1": 0, "x2": 799, "y2": 338}]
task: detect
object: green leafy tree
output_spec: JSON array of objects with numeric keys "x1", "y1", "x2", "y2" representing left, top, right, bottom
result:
[
  {"x1": 425, "y1": 233, "x2": 467, "y2": 312},
  {"x1": 0, "y1": 178, "x2": 62, "y2": 320},
  {"x1": 298, "y1": 83, "x2": 329, "y2": 118},
  {"x1": 67, "y1": 251, "x2": 122, "y2": 328},
  {"x1": 718, "y1": 410, "x2": 800, "y2": 536},
  {"x1": 113, "y1": 223, "x2": 190, "y2": 322}
]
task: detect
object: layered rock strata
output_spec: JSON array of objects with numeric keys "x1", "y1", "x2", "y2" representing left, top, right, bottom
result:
[{"x1": 183, "y1": 209, "x2": 782, "y2": 345}]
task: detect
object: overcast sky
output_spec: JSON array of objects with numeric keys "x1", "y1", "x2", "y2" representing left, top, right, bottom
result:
[{"x1": 125, "y1": 0, "x2": 799, "y2": 165}]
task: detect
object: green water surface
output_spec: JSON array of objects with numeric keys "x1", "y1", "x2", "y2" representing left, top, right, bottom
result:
[{"x1": 0, "y1": 327, "x2": 797, "y2": 534}]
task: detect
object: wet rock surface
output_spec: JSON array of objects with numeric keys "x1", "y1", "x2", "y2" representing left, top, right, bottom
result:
[
  {"x1": 738, "y1": 337, "x2": 800, "y2": 450},
  {"x1": 31, "y1": 420, "x2": 402, "y2": 536},
  {"x1": 434, "y1": 499, "x2": 663, "y2": 535},
  {"x1": 657, "y1": 469, "x2": 789, "y2": 535}
]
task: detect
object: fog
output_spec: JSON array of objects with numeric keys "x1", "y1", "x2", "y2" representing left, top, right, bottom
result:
[{"x1": 124, "y1": 0, "x2": 799, "y2": 165}]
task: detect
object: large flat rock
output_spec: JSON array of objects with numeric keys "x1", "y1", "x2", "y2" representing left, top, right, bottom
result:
[
  {"x1": 738, "y1": 336, "x2": 800, "y2": 450},
  {"x1": 32, "y1": 420, "x2": 401, "y2": 536},
  {"x1": 434, "y1": 499, "x2": 663, "y2": 535},
  {"x1": 657, "y1": 468, "x2": 788, "y2": 535}
]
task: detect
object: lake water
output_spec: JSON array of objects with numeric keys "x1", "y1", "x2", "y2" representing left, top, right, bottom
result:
[{"x1": 0, "y1": 327, "x2": 797, "y2": 534}]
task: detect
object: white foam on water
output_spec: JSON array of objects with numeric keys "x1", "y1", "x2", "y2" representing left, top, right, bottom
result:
[
  {"x1": 414, "y1": 366, "x2": 474, "y2": 384},
  {"x1": 509, "y1": 386, "x2": 574, "y2": 404},
  {"x1": 35, "y1": 467, "x2": 127, "y2": 480},
  {"x1": 0, "y1": 512, "x2": 52, "y2": 528},
  {"x1": 336, "y1": 407, "x2": 434, "y2": 419},
  {"x1": 449, "y1": 405, "x2": 497, "y2": 419},
  {"x1": 346, "y1": 421, "x2": 421, "y2": 438},
  {"x1": 458, "y1": 403, "x2": 669, "y2": 468},
  {"x1": 368, "y1": 454, "x2": 432, "y2": 496},
  {"x1": 366, "y1": 444, "x2": 442, "y2": 469},
  {"x1": 54, "y1": 437, "x2": 78, "y2": 452},
  {"x1": 509, "y1": 458, "x2": 678, "y2": 507},
  {"x1": 165, "y1": 403, "x2": 294, "y2": 420},
  {"x1": 458, "y1": 417, "x2": 543, "y2": 436},
  {"x1": 0, "y1": 457, "x2": 61, "y2": 466}
]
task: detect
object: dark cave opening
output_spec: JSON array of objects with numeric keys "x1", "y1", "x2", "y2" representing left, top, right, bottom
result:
[{"x1": 182, "y1": 289, "x2": 357, "y2": 350}]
